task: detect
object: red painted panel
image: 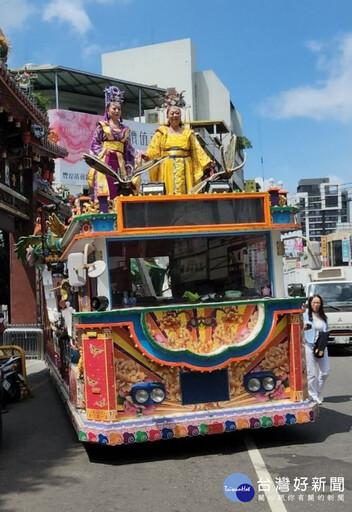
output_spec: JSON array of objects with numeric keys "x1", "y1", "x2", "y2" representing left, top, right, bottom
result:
[{"x1": 83, "y1": 336, "x2": 117, "y2": 421}]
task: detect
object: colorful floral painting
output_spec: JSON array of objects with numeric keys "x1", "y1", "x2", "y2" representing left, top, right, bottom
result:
[
  {"x1": 110, "y1": 313, "x2": 291, "y2": 420},
  {"x1": 144, "y1": 304, "x2": 264, "y2": 356}
]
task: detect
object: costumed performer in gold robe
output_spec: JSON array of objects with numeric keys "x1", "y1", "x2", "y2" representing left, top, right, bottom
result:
[{"x1": 145, "y1": 105, "x2": 211, "y2": 195}]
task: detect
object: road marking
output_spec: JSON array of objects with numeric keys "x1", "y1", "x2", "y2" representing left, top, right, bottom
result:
[{"x1": 244, "y1": 434, "x2": 288, "y2": 512}]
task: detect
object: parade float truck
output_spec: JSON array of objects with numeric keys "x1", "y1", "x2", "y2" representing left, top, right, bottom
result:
[{"x1": 38, "y1": 186, "x2": 317, "y2": 447}]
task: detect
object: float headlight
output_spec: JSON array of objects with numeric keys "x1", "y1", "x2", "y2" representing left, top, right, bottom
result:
[
  {"x1": 131, "y1": 382, "x2": 166, "y2": 405},
  {"x1": 262, "y1": 376, "x2": 276, "y2": 391},
  {"x1": 244, "y1": 372, "x2": 277, "y2": 393},
  {"x1": 247, "y1": 377, "x2": 261, "y2": 392},
  {"x1": 150, "y1": 386, "x2": 166, "y2": 403},
  {"x1": 134, "y1": 388, "x2": 149, "y2": 404}
]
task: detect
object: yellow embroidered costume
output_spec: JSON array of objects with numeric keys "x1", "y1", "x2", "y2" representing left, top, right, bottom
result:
[{"x1": 146, "y1": 126, "x2": 211, "y2": 195}]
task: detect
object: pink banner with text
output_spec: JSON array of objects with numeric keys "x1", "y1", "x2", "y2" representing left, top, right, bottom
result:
[{"x1": 48, "y1": 109, "x2": 156, "y2": 186}]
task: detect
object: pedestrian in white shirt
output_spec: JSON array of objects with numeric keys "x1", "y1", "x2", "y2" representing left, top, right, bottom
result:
[{"x1": 303, "y1": 294, "x2": 330, "y2": 404}]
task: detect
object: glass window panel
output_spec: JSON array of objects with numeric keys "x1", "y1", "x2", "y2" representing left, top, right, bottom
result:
[{"x1": 107, "y1": 234, "x2": 270, "y2": 308}]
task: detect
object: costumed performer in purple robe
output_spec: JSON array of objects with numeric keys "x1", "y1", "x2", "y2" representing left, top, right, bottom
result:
[{"x1": 88, "y1": 86, "x2": 136, "y2": 199}]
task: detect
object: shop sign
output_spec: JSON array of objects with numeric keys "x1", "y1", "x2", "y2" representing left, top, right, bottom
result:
[
  {"x1": 341, "y1": 236, "x2": 350, "y2": 263},
  {"x1": 321, "y1": 235, "x2": 327, "y2": 258}
]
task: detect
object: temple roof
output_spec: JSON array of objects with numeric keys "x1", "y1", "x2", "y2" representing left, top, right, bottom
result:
[{"x1": 1, "y1": 60, "x2": 67, "y2": 158}]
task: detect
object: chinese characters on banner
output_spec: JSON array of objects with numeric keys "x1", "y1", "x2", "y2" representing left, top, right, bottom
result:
[{"x1": 48, "y1": 109, "x2": 158, "y2": 186}]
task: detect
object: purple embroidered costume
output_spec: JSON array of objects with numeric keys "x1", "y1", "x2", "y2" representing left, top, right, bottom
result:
[{"x1": 87, "y1": 86, "x2": 136, "y2": 199}]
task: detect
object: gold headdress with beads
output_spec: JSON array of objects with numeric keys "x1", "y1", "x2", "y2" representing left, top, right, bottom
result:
[
  {"x1": 157, "y1": 88, "x2": 189, "y2": 124},
  {"x1": 159, "y1": 88, "x2": 186, "y2": 109}
]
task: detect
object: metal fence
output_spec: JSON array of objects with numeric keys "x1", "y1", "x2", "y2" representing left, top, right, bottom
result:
[{"x1": 2, "y1": 324, "x2": 44, "y2": 360}]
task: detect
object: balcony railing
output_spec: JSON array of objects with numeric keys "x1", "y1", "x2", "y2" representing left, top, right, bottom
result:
[{"x1": 0, "y1": 182, "x2": 30, "y2": 219}]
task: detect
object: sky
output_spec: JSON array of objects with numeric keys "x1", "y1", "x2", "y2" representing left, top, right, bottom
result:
[{"x1": 1, "y1": 0, "x2": 352, "y2": 196}]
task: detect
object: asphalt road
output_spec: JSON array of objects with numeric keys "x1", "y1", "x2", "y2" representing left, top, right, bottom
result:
[{"x1": 0, "y1": 347, "x2": 351, "y2": 512}]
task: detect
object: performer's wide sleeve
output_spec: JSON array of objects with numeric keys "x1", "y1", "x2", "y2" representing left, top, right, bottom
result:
[
  {"x1": 146, "y1": 130, "x2": 162, "y2": 160},
  {"x1": 90, "y1": 123, "x2": 104, "y2": 157},
  {"x1": 87, "y1": 168, "x2": 95, "y2": 189},
  {"x1": 146, "y1": 130, "x2": 163, "y2": 182},
  {"x1": 189, "y1": 132, "x2": 211, "y2": 182},
  {"x1": 124, "y1": 135, "x2": 136, "y2": 167},
  {"x1": 87, "y1": 123, "x2": 104, "y2": 190}
]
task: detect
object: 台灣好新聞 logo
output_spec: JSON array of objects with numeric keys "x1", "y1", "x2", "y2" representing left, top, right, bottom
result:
[{"x1": 223, "y1": 473, "x2": 255, "y2": 502}]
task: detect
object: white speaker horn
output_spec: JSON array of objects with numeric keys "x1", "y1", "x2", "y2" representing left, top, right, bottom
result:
[{"x1": 87, "y1": 260, "x2": 107, "y2": 278}]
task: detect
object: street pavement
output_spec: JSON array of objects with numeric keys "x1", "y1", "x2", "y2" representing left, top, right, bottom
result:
[{"x1": 0, "y1": 352, "x2": 351, "y2": 512}]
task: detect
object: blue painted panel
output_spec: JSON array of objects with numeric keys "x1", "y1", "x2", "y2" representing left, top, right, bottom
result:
[
  {"x1": 93, "y1": 218, "x2": 115, "y2": 232},
  {"x1": 272, "y1": 211, "x2": 291, "y2": 224}
]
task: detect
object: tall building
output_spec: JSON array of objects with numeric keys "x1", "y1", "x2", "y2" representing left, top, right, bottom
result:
[
  {"x1": 289, "y1": 178, "x2": 349, "y2": 242},
  {"x1": 102, "y1": 38, "x2": 245, "y2": 189},
  {"x1": 102, "y1": 39, "x2": 242, "y2": 134}
]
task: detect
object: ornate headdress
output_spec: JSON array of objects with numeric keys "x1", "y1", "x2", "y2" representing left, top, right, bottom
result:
[
  {"x1": 159, "y1": 88, "x2": 186, "y2": 109},
  {"x1": 104, "y1": 86, "x2": 124, "y2": 107},
  {"x1": 156, "y1": 88, "x2": 188, "y2": 124}
]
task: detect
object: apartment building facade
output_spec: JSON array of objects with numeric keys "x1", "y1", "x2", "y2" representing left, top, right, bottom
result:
[{"x1": 289, "y1": 178, "x2": 349, "y2": 242}]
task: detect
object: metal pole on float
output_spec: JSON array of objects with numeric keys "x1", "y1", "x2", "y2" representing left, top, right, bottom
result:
[
  {"x1": 138, "y1": 87, "x2": 142, "y2": 122},
  {"x1": 54, "y1": 70, "x2": 59, "y2": 109}
]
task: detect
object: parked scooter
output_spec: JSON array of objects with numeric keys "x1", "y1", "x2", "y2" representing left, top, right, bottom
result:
[{"x1": 0, "y1": 355, "x2": 26, "y2": 404}]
